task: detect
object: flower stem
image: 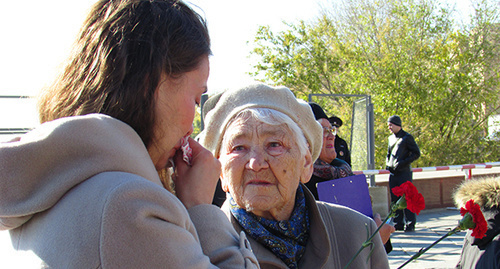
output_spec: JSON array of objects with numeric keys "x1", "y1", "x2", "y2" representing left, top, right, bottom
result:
[
  {"x1": 344, "y1": 211, "x2": 395, "y2": 268},
  {"x1": 397, "y1": 227, "x2": 461, "y2": 269}
]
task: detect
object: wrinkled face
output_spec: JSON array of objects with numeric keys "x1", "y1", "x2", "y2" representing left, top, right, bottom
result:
[
  {"x1": 388, "y1": 122, "x2": 401, "y2": 134},
  {"x1": 218, "y1": 116, "x2": 313, "y2": 221},
  {"x1": 148, "y1": 56, "x2": 209, "y2": 170},
  {"x1": 318, "y1": 118, "x2": 336, "y2": 163}
]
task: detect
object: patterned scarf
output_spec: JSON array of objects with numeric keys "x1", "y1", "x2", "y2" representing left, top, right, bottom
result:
[
  {"x1": 229, "y1": 185, "x2": 310, "y2": 269},
  {"x1": 313, "y1": 158, "x2": 353, "y2": 179}
]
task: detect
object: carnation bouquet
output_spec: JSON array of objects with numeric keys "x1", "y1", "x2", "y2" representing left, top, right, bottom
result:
[{"x1": 344, "y1": 181, "x2": 488, "y2": 269}]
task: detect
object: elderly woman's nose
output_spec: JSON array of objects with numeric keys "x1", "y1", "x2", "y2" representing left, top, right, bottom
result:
[{"x1": 245, "y1": 150, "x2": 269, "y2": 171}]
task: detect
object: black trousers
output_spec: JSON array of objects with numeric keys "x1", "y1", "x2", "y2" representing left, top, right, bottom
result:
[{"x1": 389, "y1": 170, "x2": 416, "y2": 227}]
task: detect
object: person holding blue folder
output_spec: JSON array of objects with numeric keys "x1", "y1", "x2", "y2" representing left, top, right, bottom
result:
[
  {"x1": 306, "y1": 103, "x2": 354, "y2": 200},
  {"x1": 308, "y1": 102, "x2": 394, "y2": 253}
]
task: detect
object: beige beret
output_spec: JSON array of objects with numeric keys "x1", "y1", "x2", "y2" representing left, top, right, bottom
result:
[{"x1": 198, "y1": 83, "x2": 322, "y2": 161}]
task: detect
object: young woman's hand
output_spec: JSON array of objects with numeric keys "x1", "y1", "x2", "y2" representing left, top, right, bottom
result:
[
  {"x1": 374, "y1": 213, "x2": 395, "y2": 244},
  {"x1": 172, "y1": 137, "x2": 221, "y2": 208}
]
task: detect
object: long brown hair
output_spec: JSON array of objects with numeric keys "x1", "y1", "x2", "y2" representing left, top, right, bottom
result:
[{"x1": 38, "y1": 0, "x2": 211, "y2": 148}]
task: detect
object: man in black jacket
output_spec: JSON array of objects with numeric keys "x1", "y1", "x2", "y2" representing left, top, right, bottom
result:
[{"x1": 386, "y1": 115, "x2": 421, "y2": 232}]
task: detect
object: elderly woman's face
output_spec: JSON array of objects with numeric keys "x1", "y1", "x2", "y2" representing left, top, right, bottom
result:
[
  {"x1": 318, "y1": 118, "x2": 337, "y2": 163},
  {"x1": 219, "y1": 116, "x2": 312, "y2": 221}
]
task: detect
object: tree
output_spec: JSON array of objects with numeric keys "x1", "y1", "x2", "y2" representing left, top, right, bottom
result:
[
  {"x1": 250, "y1": 0, "x2": 500, "y2": 168},
  {"x1": 191, "y1": 108, "x2": 202, "y2": 139}
]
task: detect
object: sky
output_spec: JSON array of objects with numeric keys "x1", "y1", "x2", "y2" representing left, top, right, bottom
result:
[
  {"x1": 0, "y1": 0, "x2": 472, "y2": 134},
  {"x1": 0, "y1": 0, "x2": 331, "y2": 135},
  {"x1": 0, "y1": 0, "x2": 331, "y2": 97}
]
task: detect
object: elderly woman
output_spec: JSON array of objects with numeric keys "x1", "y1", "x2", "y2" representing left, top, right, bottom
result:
[{"x1": 199, "y1": 83, "x2": 389, "y2": 269}]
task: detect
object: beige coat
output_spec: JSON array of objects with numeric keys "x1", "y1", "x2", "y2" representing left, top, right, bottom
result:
[
  {"x1": 222, "y1": 186, "x2": 389, "y2": 269},
  {"x1": 0, "y1": 114, "x2": 258, "y2": 268}
]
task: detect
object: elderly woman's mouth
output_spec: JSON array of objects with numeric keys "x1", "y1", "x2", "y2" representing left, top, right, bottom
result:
[{"x1": 247, "y1": 180, "x2": 272, "y2": 186}]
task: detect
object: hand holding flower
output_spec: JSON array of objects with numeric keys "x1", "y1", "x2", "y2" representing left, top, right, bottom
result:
[
  {"x1": 373, "y1": 213, "x2": 395, "y2": 244},
  {"x1": 344, "y1": 182, "x2": 425, "y2": 268}
]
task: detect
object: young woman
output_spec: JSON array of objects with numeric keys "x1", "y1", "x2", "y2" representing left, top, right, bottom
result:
[{"x1": 0, "y1": 1, "x2": 258, "y2": 268}]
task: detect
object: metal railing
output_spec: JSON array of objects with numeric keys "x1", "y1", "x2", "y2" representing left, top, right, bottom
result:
[
  {"x1": 0, "y1": 95, "x2": 36, "y2": 137},
  {"x1": 354, "y1": 162, "x2": 500, "y2": 180},
  {"x1": 0, "y1": 128, "x2": 32, "y2": 135}
]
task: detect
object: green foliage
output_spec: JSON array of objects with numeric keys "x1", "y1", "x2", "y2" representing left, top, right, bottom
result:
[
  {"x1": 191, "y1": 107, "x2": 202, "y2": 139},
  {"x1": 250, "y1": 0, "x2": 500, "y2": 169}
]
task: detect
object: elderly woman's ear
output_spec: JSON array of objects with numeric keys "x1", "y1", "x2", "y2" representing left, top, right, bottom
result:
[
  {"x1": 220, "y1": 175, "x2": 229, "y2": 193},
  {"x1": 300, "y1": 150, "x2": 313, "y2": 184}
]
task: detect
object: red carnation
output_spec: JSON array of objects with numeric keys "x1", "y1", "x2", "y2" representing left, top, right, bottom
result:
[
  {"x1": 460, "y1": 199, "x2": 488, "y2": 239},
  {"x1": 392, "y1": 199, "x2": 488, "y2": 268},
  {"x1": 392, "y1": 181, "x2": 425, "y2": 215}
]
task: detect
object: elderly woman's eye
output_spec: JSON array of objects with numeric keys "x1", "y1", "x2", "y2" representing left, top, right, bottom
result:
[
  {"x1": 267, "y1": 141, "x2": 285, "y2": 156},
  {"x1": 269, "y1": 142, "x2": 281, "y2": 148},
  {"x1": 233, "y1": 145, "x2": 245, "y2": 151}
]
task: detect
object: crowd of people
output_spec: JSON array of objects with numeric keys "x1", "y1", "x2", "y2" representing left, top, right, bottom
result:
[{"x1": 0, "y1": 0, "x2": 497, "y2": 268}]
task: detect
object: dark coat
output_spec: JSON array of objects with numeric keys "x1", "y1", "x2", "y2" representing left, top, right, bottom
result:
[
  {"x1": 386, "y1": 129, "x2": 420, "y2": 186},
  {"x1": 334, "y1": 135, "x2": 351, "y2": 166}
]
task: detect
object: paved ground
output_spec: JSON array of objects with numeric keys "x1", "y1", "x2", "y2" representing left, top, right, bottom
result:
[{"x1": 388, "y1": 208, "x2": 464, "y2": 269}]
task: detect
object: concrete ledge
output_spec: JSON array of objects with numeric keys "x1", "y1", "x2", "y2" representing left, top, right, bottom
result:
[{"x1": 369, "y1": 186, "x2": 389, "y2": 218}]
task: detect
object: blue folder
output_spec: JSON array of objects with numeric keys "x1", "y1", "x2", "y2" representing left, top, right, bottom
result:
[{"x1": 317, "y1": 174, "x2": 373, "y2": 218}]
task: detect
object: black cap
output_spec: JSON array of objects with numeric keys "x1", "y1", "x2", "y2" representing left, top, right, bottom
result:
[
  {"x1": 387, "y1": 115, "x2": 402, "y2": 127},
  {"x1": 328, "y1": 116, "x2": 343, "y2": 127},
  {"x1": 308, "y1": 102, "x2": 328, "y2": 120}
]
